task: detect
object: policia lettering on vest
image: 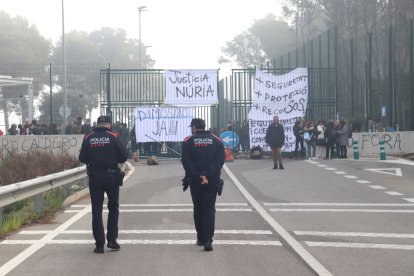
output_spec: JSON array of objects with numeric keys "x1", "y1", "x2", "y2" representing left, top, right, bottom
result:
[
  {"x1": 181, "y1": 118, "x2": 225, "y2": 251},
  {"x1": 79, "y1": 115, "x2": 128, "y2": 254}
]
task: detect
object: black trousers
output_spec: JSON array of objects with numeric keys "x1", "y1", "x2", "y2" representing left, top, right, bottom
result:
[
  {"x1": 190, "y1": 181, "x2": 218, "y2": 244},
  {"x1": 88, "y1": 171, "x2": 120, "y2": 247}
]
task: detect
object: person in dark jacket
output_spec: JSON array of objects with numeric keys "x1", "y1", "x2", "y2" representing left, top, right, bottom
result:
[
  {"x1": 265, "y1": 116, "x2": 285, "y2": 169},
  {"x1": 181, "y1": 118, "x2": 225, "y2": 252},
  {"x1": 324, "y1": 120, "x2": 336, "y2": 159},
  {"x1": 79, "y1": 115, "x2": 128, "y2": 254},
  {"x1": 293, "y1": 119, "x2": 304, "y2": 159}
]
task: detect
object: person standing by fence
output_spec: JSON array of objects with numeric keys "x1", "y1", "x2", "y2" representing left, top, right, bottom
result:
[{"x1": 265, "y1": 116, "x2": 285, "y2": 169}]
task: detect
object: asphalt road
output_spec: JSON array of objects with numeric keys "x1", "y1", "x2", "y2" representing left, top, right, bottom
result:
[{"x1": 1, "y1": 156, "x2": 414, "y2": 276}]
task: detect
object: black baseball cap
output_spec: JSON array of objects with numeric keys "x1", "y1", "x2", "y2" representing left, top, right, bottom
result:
[
  {"x1": 189, "y1": 118, "x2": 206, "y2": 129},
  {"x1": 97, "y1": 115, "x2": 112, "y2": 124}
]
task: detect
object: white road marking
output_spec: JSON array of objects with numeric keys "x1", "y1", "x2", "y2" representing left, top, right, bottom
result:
[
  {"x1": 264, "y1": 203, "x2": 414, "y2": 207},
  {"x1": 403, "y1": 198, "x2": 414, "y2": 203},
  {"x1": 344, "y1": 175, "x2": 358, "y2": 179},
  {"x1": 270, "y1": 208, "x2": 414, "y2": 213},
  {"x1": 64, "y1": 208, "x2": 252, "y2": 213},
  {"x1": 0, "y1": 163, "x2": 135, "y2": 276},
  {"x1": 356, "y1": 180, "x2": 371, "y2": 184},
  {"x1": 365, "y1": 168, "x2": 402, "y2": 176},
  {"x1": 369, "y1": 185, "x2": 387, "y2": 190},
  {"x1": 18, "y1": 229, "x2": 273, "y2": 235},
  {"x1": 306, "y1": 241, "x2": 414, "y2": 250},
  {"x1": 317, "y1": 165, "x2": 328, "y2": 167},
  {"x1": 1, "y1": 239, "x2": 282, "y2": 246},
  {"x1": 334, "y1": 171, "x2": 346, "y2": 174},
  {"x1": 384, "y1": 191, "x2": 404, "y2": 196},
  {"x1": 325, "y1": 167, "x2": 337, "y2": 170},
  {"x1": 294, "y1": 231, "x2": 414, "y2": 238},
  {"x1": 223, "y1": 165, "x2": 333, "y2": 276},
  {"x1": 70, "y1": 203, "x2": 248, "y2": 208}
]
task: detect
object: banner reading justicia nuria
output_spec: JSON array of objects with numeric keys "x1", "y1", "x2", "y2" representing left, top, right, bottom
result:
[
  {"x1": 248, "y1": 68, "x2": 308, "y2": 152},
  {"x1": 164, "y1": 70, "x2": 218, "y2": 105}
]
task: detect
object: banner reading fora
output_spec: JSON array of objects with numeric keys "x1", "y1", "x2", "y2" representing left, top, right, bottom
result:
[
  {"x1": 134, "y1": 106, "x2": 195, "y2": 143},
  {"x1": 164, "y1": 70, "x2": 218, "y2": 105}
]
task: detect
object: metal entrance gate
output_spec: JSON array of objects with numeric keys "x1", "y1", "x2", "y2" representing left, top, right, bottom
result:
[{"x1": 100, "y1": 66, "x2": 336, "y2": 156}]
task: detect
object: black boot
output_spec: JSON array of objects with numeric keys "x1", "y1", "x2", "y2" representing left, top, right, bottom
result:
[
  {"x1": 279, "y1": 164, "x2": 284, "y2": 170},
  {"x1": 273, "y1": 163, "x2": 278, "y2": 169}
]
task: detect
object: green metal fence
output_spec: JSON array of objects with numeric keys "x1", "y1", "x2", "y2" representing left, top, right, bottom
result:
[{"x1": 271, "y1": 22, "x2": 414, "y2": 131}]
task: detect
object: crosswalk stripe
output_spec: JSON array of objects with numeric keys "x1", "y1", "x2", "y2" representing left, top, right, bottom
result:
[
  {"x1": 294, "y1": 231, "x2": 414, "y2": 238},
  {"x1": 70, "y1": 203, "x2": 248, "y2": 208},
  {"x1": 19, "y1": 230, "x2": 273, "y2": 235},
  {"x1": 1, "y1": 239, "x2": 281, "y2": 246},
  {"x1": 264, "y1": 203, "x2": 414, "y2": 206},
  {"x1": 64, "y1": 208, "x2": 252, "y2": 213},
  {"x1": 270, "y1": 208, "x2": 414, "y2": 213},
  {"x1": 306, "y1": 241, "x2": 414, "y2": 250}
]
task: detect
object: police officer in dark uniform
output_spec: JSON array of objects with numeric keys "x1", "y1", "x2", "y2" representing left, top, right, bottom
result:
[
  {"x1": 181, "y1": 118, "x2": 225, "y2": 251},
  {"x1": 79, "y1": 115, "x2": 128, "y2": 254}
]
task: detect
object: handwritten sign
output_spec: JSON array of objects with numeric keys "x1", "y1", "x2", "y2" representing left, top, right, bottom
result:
[
  {"x1": 249, "y1": 68, "x2": 308, "y2": 120},
  {"x1": 249, "y1": 117, "x2": 300, "y2": 152},
  {"x1": 0, "y1": 135, "x2": 83, "y2": 157},
  {"x1": 164, "y1": 70, "x2": 218, "y2": 105},
  {"x1": 134, "y1": 106, "x2": 194, "y2": 142},
  {"x1": 248, "y1": 68, "x2": 308, "y2": 152}
]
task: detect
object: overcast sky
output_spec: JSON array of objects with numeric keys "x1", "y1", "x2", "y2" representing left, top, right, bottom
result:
[{"x1": 1, "y1": 0, "x2": 282, "y2": 71}]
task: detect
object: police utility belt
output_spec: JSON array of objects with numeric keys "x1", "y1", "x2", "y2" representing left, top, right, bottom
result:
[{"x1": 87, "y1": 166, "x2": 125, "y2": 186}]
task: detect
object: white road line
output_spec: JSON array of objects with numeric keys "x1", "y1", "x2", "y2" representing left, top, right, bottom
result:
[
  {"x1": 344, "y1": 175, "x2": 358, "y2": 179},
  {"x1": 317, "y1": 165, "x2": 328, "y2": 167},
  {"x1": 324, "y1": 167, "x2": 336, "y2": 170},
  {"x1": 0, "y1": 205, "x2": 91, "y2": 275},
  {"x1": 403, "y1": 198, "x2": 414, "y2": 203},
  {"x1": 270, "y1": 208, "x2": 414, "y2": 213},
  {"x1": 369, "y1": 185, "x2": 387, "y2": 190},
  {"x1": 264, "y1": 203, "x2": 414, "y2": 206},
  {"x1": 294, "y1": 231, "x2": 414, "y2": 238},
  {"x1": 0, "y1": 163, "x2": 135, "y2": 276},
  {"x1": 18, "y1": 230, "x2": 273, "y2": 235},
  {"x1": 1, "y1": 239, "x2": 282, "y2": 246},
  {"x1": 384, "y1": 191, "x2": 404, "y2": 196},
  {"x1": 223, "y1": 165, "x2": 333, "y2": 276},
  {"x1": 70, "y1": 203, "x2": 249, "y2": 208},
  {"x1": 334, "y1": 171, "x2": 346, "y2": 174},
  {"x1": 64, "y1": 208, "x2": 252, "y2": 213},
  {"x1": 365, "y1": 168, "x2": 402, "y2": 176},
  {"x1": 306, "y1": 241, "x2": 414, "y2": 250},
  {"x1": 356, "y1": 180, "x2": 371, "y2": 184}
]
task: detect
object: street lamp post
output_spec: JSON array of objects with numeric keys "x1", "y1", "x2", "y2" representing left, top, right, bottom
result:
[{"x1": 138, "y1": 6, "x2": 147, "y2": 69}]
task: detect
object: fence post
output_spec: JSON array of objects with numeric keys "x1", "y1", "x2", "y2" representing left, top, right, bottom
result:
[
  {"x1": 353, "y1": 140, "x2": 359, "y2": 160},
  {"x1": 35, "y1": 194, "x2": 42, "y2": 214},
  {"x1": 380, "y1": 140, "x2": 386, "y2": 160}
]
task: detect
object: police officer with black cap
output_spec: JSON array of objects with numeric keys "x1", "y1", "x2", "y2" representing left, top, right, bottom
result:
[
  {"x1": 181, "y1": 118, "x2": 225, "y2": 251},
  {"x1": 79, "y1": 115, "x2": 128, "y2": 254}
]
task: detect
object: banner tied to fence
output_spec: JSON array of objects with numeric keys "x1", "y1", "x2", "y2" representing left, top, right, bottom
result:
[
  {"x1": 134, "y1": 106, "x2": 195, "y2": 143},
  {"x1": 249, "y1": 68, "x2": 308, "y2": 152},
  {"x1": 164, "y1": 70, "x2": 218, "y2": 105}
]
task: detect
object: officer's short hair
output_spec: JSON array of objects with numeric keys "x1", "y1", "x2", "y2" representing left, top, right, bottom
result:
[
  {"x1": 97, "y1": 115, "x2": 111, "y2": 124},
  {"x1": 189, "y1": 118, "x2": 206, "y2": 129}
]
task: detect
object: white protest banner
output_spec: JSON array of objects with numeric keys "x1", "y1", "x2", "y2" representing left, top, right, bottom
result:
[
  {"x1": 249, "y1": 117, "x2": 300, "y2": 152},
  {"x1": 248, "y1": 68, "x2": 308, "y2": 121},
  {"x1": 134, "y1": 106, "x2": 194, "y2": 142},
  {"x1": 164, "y1": 70, "x2": 218, "y2": 105},
  {"x1": 248, "y1": 68, "x2": 308, "y2": 152}
]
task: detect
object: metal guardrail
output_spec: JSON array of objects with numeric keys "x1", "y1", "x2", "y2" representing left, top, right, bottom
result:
[{"x1": 0, "y1": 166, "x2": 87, "y2": 208}]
